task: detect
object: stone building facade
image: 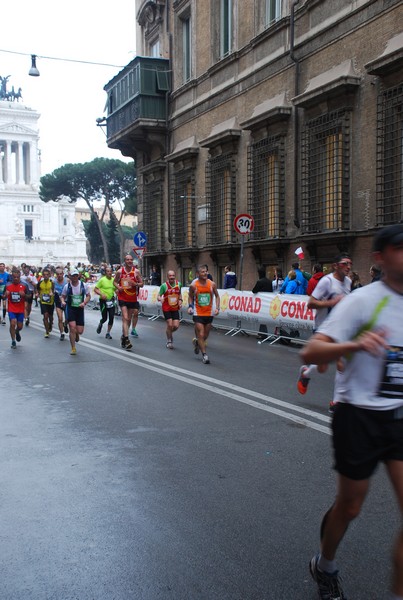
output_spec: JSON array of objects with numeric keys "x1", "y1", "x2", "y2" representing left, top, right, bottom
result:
[
  {"x1": 104, "y1": 0, "x2": 403, "y2": 288},
  {"x1": 0, "y1": 99, "x2": 88, "y2": 267}
]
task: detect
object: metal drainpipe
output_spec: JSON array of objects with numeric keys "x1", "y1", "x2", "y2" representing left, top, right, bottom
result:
[
  {"x1": 290, "y1": 0, "x2": 300, "y2": 229},
  {"x1": 166, "y1": 0, "x2": 173, "y2": 245}
]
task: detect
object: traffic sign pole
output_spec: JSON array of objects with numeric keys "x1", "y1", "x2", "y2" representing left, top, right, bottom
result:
[
  {"x1": 240, "y1": 235, "x2": 245, "y2": 291},
  {"x1": 233, "y1": 213, "x2": 254, "y2": 290}
]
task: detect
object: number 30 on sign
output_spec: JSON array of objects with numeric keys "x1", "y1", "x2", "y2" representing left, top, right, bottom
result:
[{"x1": 234, "y1": 213, "x2": 254, "y2": 235}]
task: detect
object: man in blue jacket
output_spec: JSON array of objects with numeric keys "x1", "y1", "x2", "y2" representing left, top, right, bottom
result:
[{"x1": 280, "y1": 262, "x2": 308, "y2": 294}]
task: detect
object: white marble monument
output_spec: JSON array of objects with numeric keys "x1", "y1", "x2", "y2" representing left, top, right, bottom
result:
[{"x1": 0, "y1": 90, "x2": 88, "y2": 267}]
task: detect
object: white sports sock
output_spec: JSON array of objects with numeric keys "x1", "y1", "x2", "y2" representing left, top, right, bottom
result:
[
  {"x1": 318, "y1": 554, "x2": 337, "y2": 574},
  {"x1": 303, "y1": 364, "x2": 318, "y2": 378}
]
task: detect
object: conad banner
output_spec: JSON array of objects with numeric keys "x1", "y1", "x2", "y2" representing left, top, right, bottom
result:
[{"x1": 138, "y1": 286, "x2": 315, "y2": 333}]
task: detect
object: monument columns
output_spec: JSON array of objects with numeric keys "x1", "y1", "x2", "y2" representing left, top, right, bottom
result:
[
  {"x1": 5, "y1": 140, "x2": 12, "y2": 183},
  {"x1": 0, "y1": 143, "x2": 4, "y2": 184},
  {"x1": 17, "y1": 141, "x2": 24, "y2": 184}
]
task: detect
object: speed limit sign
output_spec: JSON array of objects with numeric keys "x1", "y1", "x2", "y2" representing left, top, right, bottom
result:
[{"x1": 234, "y1": 213, "x2": 254, "y2": 235}]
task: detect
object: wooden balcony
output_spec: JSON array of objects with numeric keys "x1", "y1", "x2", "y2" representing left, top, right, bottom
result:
[{"x1": 104, "y1": 56, "x2": 170, "y2": 158}]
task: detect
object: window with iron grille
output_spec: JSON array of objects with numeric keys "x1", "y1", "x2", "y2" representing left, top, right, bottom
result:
[
  {"x1": 206, "y1": 153, "x2": 237, "y2": 245},
  {"x1": 376, "y1": 83, "x2": 403, "y2": 225},
  {"x1": 247, "y1": 135, "x2": 285, "y2": 239},
  {"x1": 171, "y1": 172, "x2": 196, "y2": 249},
  {"x1": 143, "y1": 183, "x2": 164, "y2": 252},
  {"x1": 301, "y1": 109, "x2": 351, "y2": 233}
]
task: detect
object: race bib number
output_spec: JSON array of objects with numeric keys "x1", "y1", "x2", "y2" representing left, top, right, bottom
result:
[
  {"x1": 122, "y1": 278, "x2": 132, "y2": 288},
  {"x1": 379, "y1": 346, "x2": 403, "y2": 399},
  {"x1": 11, "y1": 292, "x2": 21, "y2": 302},
  {"x1": 42, "y1": 294, "x2": 51, "y2": 303},
  {"x1": 71, "y1": 294, "x2": 82, "y2": 308},
  {"x1": 106, "y1": 300, "x2": 114, "y2": 308},
  {"x1": 168, "y1": 294, "x2": 177, "y2": 307},
  {"x1": 197, "y1": 292, "x2": 211, "y2": 307}
]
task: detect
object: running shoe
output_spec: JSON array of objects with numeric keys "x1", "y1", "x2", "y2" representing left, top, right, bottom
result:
[
  {"x1": 166, "y1": 340, "x2": 173, "y2": 350},
  {"x1": 105, "y1": 333, "x2": 112, "y2": 339},
  {"x1": 130, "y1": 329, "x2": 139, "y2": 337},
  {"x1": 192, "y1": 337, "x2": 200, "y2": 354},
  {"x1": 121, "y1": 336, "x2": 132, "y2": 350},
  {"x1": 297, "y1": 365, "x2": 310, "y2": 395},
  {"x1": 64, "y1": 322, "x2": 68, "y2": 334},
  {"x1": 70, "y1": 346, "x2": 77, "y2": 355},
  {"x1": 2, "y1": 319, "x2": 6, "y2": 325},
  {"x1": 15, "y1": 330, "x2": 21, "y2": 342},
  {"x1": 25, "y1": 318, "x2": 30, "y2": 326},
  {"x1": 96, "y1": 322, "x2": 102, "y2": 334},
  {"x1": 202, "y1": 353, "x2": 210, "y2": 364},
  {"x1": 309, "y1": 554, "x2": 347, "y2": 600},
  {"x1": 11, "y1": 340, "x2": 16, "y2": 349},
  {"x1": 44, "y1": 333, "x2": 49, "y2": 338},
  {"x1": 60, "y1": 333, "x2": 65, "y2": 341}
]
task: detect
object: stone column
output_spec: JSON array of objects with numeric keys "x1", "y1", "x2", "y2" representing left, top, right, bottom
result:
[
  {"x1": 0, "y1": 142, "x2": 4, "y2": 184},
  {"x1": 17, "y1": 142, "x2": 24, "y2": 184},
  {"x1": 29, "y1": 142, "x2": 36, "y2": 184},
  {"x1": 5, "y1": 140, "x2": 12, "y2": 184}
]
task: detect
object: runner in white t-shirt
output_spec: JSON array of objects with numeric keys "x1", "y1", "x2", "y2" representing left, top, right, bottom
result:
[
  {"x1": 297, "y1": 254, "x2": 352, "y2": 405},
  {"x1": 300, "y1": 224, "x2": 403, "y2": 600}
]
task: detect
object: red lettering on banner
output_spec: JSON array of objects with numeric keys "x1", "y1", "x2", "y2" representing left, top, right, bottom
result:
[
  {"x1": 295, "y1": 302, "x2": 305, "y2": 319},
  {"x1": 280, "y1": 300, "x2": 314, "y2": 321},
  {"x1": 305, "y1": 307, "x2": 315, "y2": 321},
  {"x1": 139, "y1": 288, "x2": 148, "y2": 300},
  {"x1": 228, "y1": 295, "x2": 261, "y2": 313}
]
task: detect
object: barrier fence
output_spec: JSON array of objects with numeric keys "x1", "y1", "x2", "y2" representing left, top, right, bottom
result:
[
  {"x1": 86, "y1": 284, "x2": 315, "y2": 345},
  {"x1": 137, "y1": 286, "x2": 315, "y2": 345}
]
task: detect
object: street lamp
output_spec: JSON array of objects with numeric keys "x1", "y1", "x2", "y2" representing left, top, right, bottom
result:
[{"x1": 28, "y1": 55, "x2": 40, "y2": 77}]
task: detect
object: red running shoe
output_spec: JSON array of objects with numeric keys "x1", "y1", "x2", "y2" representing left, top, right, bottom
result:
[{"x1": 297, "y1": 365, "x2": 310, "y2": 395}]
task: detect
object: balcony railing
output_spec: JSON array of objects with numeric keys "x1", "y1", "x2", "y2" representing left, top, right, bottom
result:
[{"x1": 104, "y1": 56, "x2": 170, "y2": 145}]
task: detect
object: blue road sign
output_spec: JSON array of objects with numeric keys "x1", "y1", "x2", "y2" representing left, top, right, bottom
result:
[{"x1": 133, "y1": 231, "x2": 147, "y2": 247}]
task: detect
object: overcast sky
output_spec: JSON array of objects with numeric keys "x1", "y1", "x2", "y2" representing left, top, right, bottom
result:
[{"x1": 1, "y1": 0, "x2": 136, "y2": 175}]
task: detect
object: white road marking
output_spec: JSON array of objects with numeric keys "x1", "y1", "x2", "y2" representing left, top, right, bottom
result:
[{"x1": 31, "y1": 324, "x2": 331, "y2": 435}]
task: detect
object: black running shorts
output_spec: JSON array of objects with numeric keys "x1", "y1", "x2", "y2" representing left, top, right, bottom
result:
[
  {"x1": 163, "y1": 310, "x2": 180, "y2": 321},
  {"x1": 118, "y1": 300, "x2": 139, "y2": 310},
  {"x1": 332, "y1": 402, "x2": 403, "y2": 480},
  {"x1": 193, "y1": 316, "x2": 214, "y2": 325}
]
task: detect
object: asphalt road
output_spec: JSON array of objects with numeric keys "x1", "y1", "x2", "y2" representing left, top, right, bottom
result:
[{"x1": 0, "y1": 306, "x2": 399, "y2": 600}]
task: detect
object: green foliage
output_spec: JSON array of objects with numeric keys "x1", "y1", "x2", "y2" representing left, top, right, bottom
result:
[
  {"x1": 40, "y1": 157, "x2": 137, "y2": 265},
  {"x1": 106, "y1": 210, "x2": 121, "y2": 265},
  {"x1": 39, "y1": 157, "x2": 137, "y2": 210},
  {"x1": 121, "y1": 224, "x2": 137, "y2": 239},
  {"x1": 83, "y1": 216, "x2": 104, "y2": 263}
]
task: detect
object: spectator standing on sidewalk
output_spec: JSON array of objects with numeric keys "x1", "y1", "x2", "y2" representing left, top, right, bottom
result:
[{"x1": 223, "y1": 265, "x2": 237, "y2": 289}]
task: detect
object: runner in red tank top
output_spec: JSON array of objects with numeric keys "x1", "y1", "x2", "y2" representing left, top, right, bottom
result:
[
  {"x1": 6, "y1": 268, "x2": 29, "y2": 349},
  {"x1": 114, "y1": 255, "x2": 143, "y2": 350},
  {"x1": 157, "y1": 269, "x2": 183, "y2": 349}
]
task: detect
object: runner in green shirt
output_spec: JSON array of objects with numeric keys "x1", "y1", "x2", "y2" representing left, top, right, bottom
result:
[{"x1": 94, "y1": 266, "x2": 116, "y2": 339}]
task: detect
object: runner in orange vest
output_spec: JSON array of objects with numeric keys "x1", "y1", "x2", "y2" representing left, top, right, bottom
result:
[{"x1": 187, "y1": 264, "x2": 220, "y2": 364}]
